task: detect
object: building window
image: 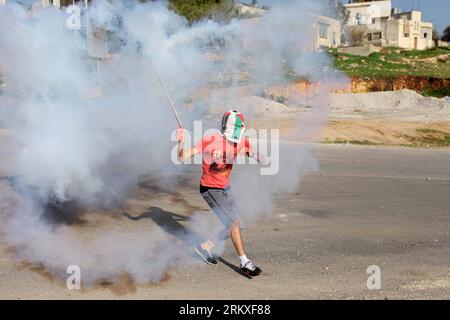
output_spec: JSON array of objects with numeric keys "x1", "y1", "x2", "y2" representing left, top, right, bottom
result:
[
  {"x1": 319, "y1": 23, "x2": 329, "y2": 39},
  {"x1": 368, "y1": 32, "x2": 382, "y2": 41},
  {"x1": 402, "y1": 23, "x2": 410, "y2": 37},
  {"x1": 423, "y1": 33, "x2": 428, "y2": 38},
  {"x1": 356, "y1": 13, "x2": 366, "y2": 25}
]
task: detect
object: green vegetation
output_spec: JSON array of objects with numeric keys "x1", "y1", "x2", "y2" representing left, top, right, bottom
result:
[
  {"x1": 330, "y1": 47, "x2": 450, "y2": 79},
  {"x1": 138, "y1": 0, "x2": 236, "y2": 23},
  {"x1": 442, "y1": 26, "x2": 450, "y2": 42},
  {"x1": 417, "y1": 134, "x2": 450, "y2": 147},
  {"x1": 325, "y1": 136, "x2": 450, "y2": 147},
  {"x1": 416, "y1": 128, "x2": 441, "y2": 134},
  {"x1": 413, "y1": 129, "x2": 450, "y2": 147},
  {"x1": 168, "y1": 0, "x2": 236, "y2": 23},
  {"x1": 325, "y1": 128, "x2": 450, "y2": 148},
  {"x1": 423, "y1": 85, "x2": 450, "y2": 98}
]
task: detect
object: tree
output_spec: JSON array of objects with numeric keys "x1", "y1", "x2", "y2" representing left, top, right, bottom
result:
[
  {"x1": 432, "y1": 28, "x2": 439, "y2": 41},
  {"x1": 442, "y1": 26, "x2": 450, "y2": 42},
  {"x1": 168, "y1": 0, "x2": 236, "y2": 24},
  {"x1": 137, "y1": 0, "x2": 236, "y2": 24},
  {"x1": 347, "y1": 25, "x2": 367, "y2": 45},
  {"x1": 327, "y1": 0, "x2": 350, "y2": 25}
]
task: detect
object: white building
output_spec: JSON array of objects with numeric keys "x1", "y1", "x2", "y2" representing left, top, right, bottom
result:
[
  {"x1": 237, "y1": 3, "x2": 340, "y2": 51},
  {"x1": 235, "y1": 2, "x2": 267, "y2": 18},
  {"x1": 388, "y1": 10, "x2": 433, "y2": 50},
  {"x1": 0, "y1": 1, "x2": 73, "y2": 7},
  {"x1": 42, "y1": 0, "x2": 61, "y2": 7},
  {"x1": 313, "y1": 15, "x2": 341, "y2": 49},
  {"x1": 344, "y1": 0, "x2": 433, "y2": 50},
  {"x1": 345, "y1": 0, "x2": 392, "y2": 27},
  {"x1": 0, "y1": 0, "x2": 62, "y2": 7}
]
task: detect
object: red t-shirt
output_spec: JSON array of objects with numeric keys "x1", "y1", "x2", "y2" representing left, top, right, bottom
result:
[{"x1": 195, "y1": 132, "x2": 250, "y2": 189}]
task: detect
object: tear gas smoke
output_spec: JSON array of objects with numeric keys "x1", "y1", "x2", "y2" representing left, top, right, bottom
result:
[{"x1": 0, "y1": 0, "x2": 348, "y2": 285}]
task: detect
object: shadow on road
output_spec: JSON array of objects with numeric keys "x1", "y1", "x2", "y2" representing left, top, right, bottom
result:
[
  {"x1": 215, "y1": 256, "x2": 251, "y2": 279},
  {"x1": 124, "y1": 206, "x2": 250, "y2": 278},
  {"x1": 123, "y1": 206, "x2": 203, "y2": 247}
]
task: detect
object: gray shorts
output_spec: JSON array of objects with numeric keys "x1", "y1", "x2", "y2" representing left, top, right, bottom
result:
[{"x1": 200, "y1": 186, "x2": 242, "y2": 229}]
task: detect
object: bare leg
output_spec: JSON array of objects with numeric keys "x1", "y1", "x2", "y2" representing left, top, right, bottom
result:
[
  {"x1": 202, "y1": 220, "x2": 242, "y2": 253},
  {"x1": 210, "y1": 228, "x2": 230, "y2": 246},
  {"x1": 229, "y1": 219, "x2": 245, "y2": 256},
  {"x1": 201, "y1": 226, "x2": 232, "y2": 250}
]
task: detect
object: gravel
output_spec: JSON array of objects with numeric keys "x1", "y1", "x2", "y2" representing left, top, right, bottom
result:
[{"x1": 329, "y1": 89, "x2": 450, "y2": 121}]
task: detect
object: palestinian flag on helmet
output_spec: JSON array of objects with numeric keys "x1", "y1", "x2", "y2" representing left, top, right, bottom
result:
[{"x1": 221, "y1": 110, "x2": 245, "y2": 143}]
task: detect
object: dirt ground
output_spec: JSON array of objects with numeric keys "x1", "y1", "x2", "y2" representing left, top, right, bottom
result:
[
  {"x1": 246, "y1": 111, "x2": 450, "y2": 147},
  {"x1": 323, "y1": 119, "x2": 450, "y2": 147},
  {"x1": 323, "y1": 90, "x2": 450, "y2": 146}
]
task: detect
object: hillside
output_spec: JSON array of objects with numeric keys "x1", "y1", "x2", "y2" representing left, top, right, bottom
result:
[{"x1": 330, "y1": 47, "x2": 450, "y2": 80}]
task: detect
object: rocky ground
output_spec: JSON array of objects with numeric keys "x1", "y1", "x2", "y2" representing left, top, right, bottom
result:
[{"x1": 329, "y1": 90, "x2": 450, "y2": 122}]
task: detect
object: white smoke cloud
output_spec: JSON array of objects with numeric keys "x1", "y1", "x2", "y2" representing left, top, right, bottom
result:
[{"x1": 0, "y1": 0, "x2": 347, "y2": 286}]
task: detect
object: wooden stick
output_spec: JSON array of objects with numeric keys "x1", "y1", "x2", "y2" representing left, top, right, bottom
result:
[{"x1": 155, "y1": 72, "x2": 183, "y2": 128}]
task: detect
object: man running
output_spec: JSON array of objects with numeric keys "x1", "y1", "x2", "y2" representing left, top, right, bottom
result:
[{"x1": 176, "y1": 110, "x2": 263, "y2": 277}]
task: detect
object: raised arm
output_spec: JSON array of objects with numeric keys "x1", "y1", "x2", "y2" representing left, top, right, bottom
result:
[{"x1": 176, "y1": 128, "x2": 199, "y2": 162}]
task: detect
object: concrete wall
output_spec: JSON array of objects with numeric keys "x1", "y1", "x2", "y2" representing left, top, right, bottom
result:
[
  {"x1": 314, "y1": 15, "x2": 341, "y2": 49},
  {"x1": 236, "y1": 4, "x2": 267, "y2": 18},
  {"x1": 338, "y1": 44, "x2": 382, "y2": 57},
  {"x1": 420, "y1": 22, "x2": 433, "y2": 50},
  {"x1": 384, "y1": 19, "x2": 401, "y2": 46},
  {"x1": 435, "y1": 40, "x2": 449, "y2": 48},
  {"x1": 42, "y1": 0, "x2": 61, "y2": 8},
  {"x1": 344, "y1": 0, "x2": 392, "y2": 26}
]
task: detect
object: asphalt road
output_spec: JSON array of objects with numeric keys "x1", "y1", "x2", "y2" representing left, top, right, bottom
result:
[{"x1": 0, "y1": 142, "x2": 449, "y2": 299}]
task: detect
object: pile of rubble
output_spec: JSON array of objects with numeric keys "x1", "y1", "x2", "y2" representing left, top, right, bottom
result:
[{"x1": 329, "y1": 89, "x2": 450, "y2": 122}]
